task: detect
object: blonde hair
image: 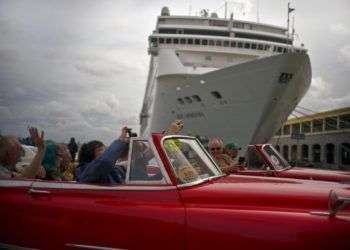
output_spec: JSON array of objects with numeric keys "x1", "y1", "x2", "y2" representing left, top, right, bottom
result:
[
  {"x1": 0, "y1": 136, "x2": 18, "y2": 161},
  {"x1": 208, "y1": 138, "x2": 224, "y2": 149}
]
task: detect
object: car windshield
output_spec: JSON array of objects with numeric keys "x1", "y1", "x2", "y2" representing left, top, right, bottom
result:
[
  {"x1": 262, "y1": 145, "x2": 290, "y2": 170},
  {"x1": 163, "y1": 137, "x2": 222, "y2": 185}
]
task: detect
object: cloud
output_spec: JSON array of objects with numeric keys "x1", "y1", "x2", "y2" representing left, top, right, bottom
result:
[
  {"x1": 330, "y1": 23, "x2": 350, "y2": 35},
  {"x1": 339, "y1": 44, "x2": 350, "y2": 65}
]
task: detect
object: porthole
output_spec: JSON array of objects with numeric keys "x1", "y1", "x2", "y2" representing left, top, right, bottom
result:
[
  {"x1": 244, "y1": 43, "x2": 250, "y2": 49},
  {"x1": 166, "y1": 38, "x2": 172, "y2": 44},
  {"x1": 195, "y1": 39, "x2": 200, "y2": 45},
  {"x1": 223, "y1": 41, "x2": 229, "y2": 47},
  {"x1": 258, "y1": 44, "x2": 264, "y2": 50},
  {"x1": 237, "y1": 42, "x2": 243, "y2": 48},
  {"x1": 173, "y1": 38, "x2": 179, "y2": 44},
  {"x1": 180, "y1": 39, "x2": 186, "y2": 44},
  {"x1": 188, "y1": 39, "x2": 193, "y2": 45},
  {"x1": 231, "y1": 41, "x2": 236, "y2": 47},
  {"x1": 202, "y1": 40, "x2": 208, "y2": 45},
  {"x1": 177, "y1": 98, "x2": 184, "y2": 105},
  {"x1": 184, "y1": 97, "x2": 193, "y2": 103},
  {"x1": 211, "y1": 91, "x2": 222, "y2": 99},
  {"x1": 159, "y1": 38, "x2": 164, "y2": 44},
  {"x1": 192, "y1": 95, "x2": 202, "y2": 102},
  {"x1": 209, "y1": 40, "x2": 215, "y2": 46},
  {"x1": 252, "y1": 44, "x2": 257, "y2": 49}
]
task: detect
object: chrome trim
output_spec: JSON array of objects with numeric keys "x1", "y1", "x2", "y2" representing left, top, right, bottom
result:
[
  {"x1": 160, "y1": 135, "x2": 223, "y2": 188},
  {"x1": 309, "y1": 211, "x2": 331, "y2": 216},
  {"x1": 0, "y1": 179, "x2": 34, "y2": 188},
  {"x1": 31, "y1": 181, "x2": 177, "y2": 191},
  {"x1": 66, "y1": 243, "x2": 126, "y2": 250},
  {"x1": 28, "y1": 188, "x2": 51, "y2": 195},
  {"x1": 0, "y1": 242, "x2": 37, "y2": 250},
  {"x1": 125, "y1": 137, "x2": 171, "y2": 185}
]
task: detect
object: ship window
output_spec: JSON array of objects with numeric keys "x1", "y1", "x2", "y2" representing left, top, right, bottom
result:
[
  {"x1": 283, "y1": 125, "x2": 291, "y2": 135},
  {"x1": 188, "y1": 39, "x2": 193, "y2": 45},
  {"x1": 177, "y1": 29, "x2": 184, "y2": 34},
  {"x1": 265, "y1": 45, "x2": 270, "y2": 50},
  {"x1": 159, "y1": 38, "x2": 164, "y2": 44},
  {"x1": 166, "y1": 38, "x2": 172, "y2": 44},
  {"x1": 202, "y1": 39, "x2": 208, "y2": 45},
  {"x1": 258, "y1": 44, "x2": 264, "y2": 50},
  {"x1": 244, "y1": 43, "x2": 250, "y2": 49},
  {"x1": 209, "y1": 40, "x2": 215, "y2": 46},
  {"x1": 237, "y1": 42, "x2": 243, "y2": 48},
  {"x1": 192, "y1": 95, "x2": 202, "y2": 102},
  {"x1": 230, "y1": 41, "x2": 236, "y2": 47},
  {"x1": 211, "y1": 91, "x2": 222, "y2": 99},
  {"x1": 283, "y1": 48, "x2": 287, "y2": 53},
  {"x1": 180, "y1": 38, "x2": 186, "y2": 44},
  {"x1": 177, "y1": 98, "x2": 185, "y2": 105},
  {"x1": 277, "y1": 47, "x2": 283, "y2": 53},
  {"x1": 216, "y1": 40, "x2": 222, "y2": 46},
  {"x1": 150, "y1": 38, "x2": 158, "y2": 47},
  {"x1": 173, "y1": 38, "x2": 179, "y2": 44},
  {"x1": 339, "y1": 114, "x2": 350, "y2": 129},
  {"x1": 195, "y1": 39, "x2": 200, "y2": 45},
  {"x1": 295, "y1": 49, "x2": 300, "y2": 53},
  {"x1": 312, "y1": 119, "x2": 323, "y2": 132},
  {"x1": 184, "y1": 97, "x2": 193, "y2": 103},
  {"x1": 273, "y1": 46, "x2": 277, "y2": 52},
  {"x1": 223, "y1": 41, "x2": 229, "y2": 47},
  {"x1": 251, "y1": 44, "x2": 257, "y2": 49},
  {"x1": 325, "y1": 117, "x2": 337, "y2": 131}
]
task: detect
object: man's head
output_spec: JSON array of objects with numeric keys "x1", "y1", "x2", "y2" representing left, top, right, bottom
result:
[
  {"x1": 0, "y1": 136, "x2": 22, "y2": 167},
  {"x1": 225, "y1": 143, "x2": 241, "y2": 159},
  {"x1": 208, "y1": 138, "x2": 224, "y2": 157}
]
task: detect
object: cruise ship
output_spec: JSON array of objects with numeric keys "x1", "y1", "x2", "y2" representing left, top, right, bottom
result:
[{"x1": 140, "y1": 7, "x2": 311, "y2": 148}]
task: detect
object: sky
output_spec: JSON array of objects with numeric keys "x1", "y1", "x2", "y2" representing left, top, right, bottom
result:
[{"x1": 0, "y1": 0, "x2": 349, "y2": 143}]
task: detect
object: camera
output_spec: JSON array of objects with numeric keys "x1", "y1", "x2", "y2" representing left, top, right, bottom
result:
[{"x1": 126, "y1": 128, "x2": 138, "y2": 137}]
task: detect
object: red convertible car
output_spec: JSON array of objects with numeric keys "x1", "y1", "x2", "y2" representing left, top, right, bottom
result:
[
  {"x1": 238, "y1": 144, "x2": 350, "y2": 183},
  {"x1": 1, "y1": 134, "x2": 350, "y2": 250}
]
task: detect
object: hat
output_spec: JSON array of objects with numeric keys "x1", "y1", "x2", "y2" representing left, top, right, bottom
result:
[{"x1": 225, "y1": 143, "x2": 241, "y2": 150}]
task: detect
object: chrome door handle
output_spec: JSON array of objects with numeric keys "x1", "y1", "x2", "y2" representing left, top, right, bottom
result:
[{"x1": 28, "y1": 188, "x2": 51, "y2": 195}]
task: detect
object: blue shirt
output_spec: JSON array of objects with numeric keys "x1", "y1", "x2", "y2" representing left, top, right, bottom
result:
[{"x1": 76, "y1": 140, "x2": 127, "y2": 184}]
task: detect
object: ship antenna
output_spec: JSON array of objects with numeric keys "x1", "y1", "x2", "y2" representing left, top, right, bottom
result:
[
  {"x1": 287, "y1": 1, "x2": 295, "y2": 38},
  {"x1": 256, "y1": 0, "x2": 260, "y2": 23}
]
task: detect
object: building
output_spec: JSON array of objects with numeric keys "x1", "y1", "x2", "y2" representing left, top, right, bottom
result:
[{"x1": 270, "y1": 107, "x2": 350, "y2": 170}]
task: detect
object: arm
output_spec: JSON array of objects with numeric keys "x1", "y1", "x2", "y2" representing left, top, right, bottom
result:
[
  {"x1": 20, "y1": 128, "x2": 46, "y2": 179},
  {"x1": 77, "y1": 140, "x2": 127, "y2": 183}
]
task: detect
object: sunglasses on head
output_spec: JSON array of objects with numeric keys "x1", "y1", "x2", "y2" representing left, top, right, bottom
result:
[{"x1": 210, "y1": 147, "x2": 222, "y2": 151}]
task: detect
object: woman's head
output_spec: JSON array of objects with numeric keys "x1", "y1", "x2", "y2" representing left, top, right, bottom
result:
[
  {"x1": 208, "y1": 138, "x2": 224, "y2": 157},
  {"x1": 78, "y1": 140, "x2": 105, "y2": 164}
]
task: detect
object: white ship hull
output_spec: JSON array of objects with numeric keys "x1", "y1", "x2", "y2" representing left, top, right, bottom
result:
[{"x1": 140, "y1": 52, "x2": 311, "y2": 148}]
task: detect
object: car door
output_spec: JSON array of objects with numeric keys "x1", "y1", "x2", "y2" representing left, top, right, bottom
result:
[
  {"x1": 0, "y1": 178, "x2": 36, "y2": 249},
  {"x1": 16, "y1": 138, "x2": 186, "y2": 250}
]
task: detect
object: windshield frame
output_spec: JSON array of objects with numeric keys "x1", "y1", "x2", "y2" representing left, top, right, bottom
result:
[
  {"x1": 261, "y1": 144, "x2": 291, "y2": 171},
  {"x1": 161, "y1": 135, "x2": 224, "y2": 187}
]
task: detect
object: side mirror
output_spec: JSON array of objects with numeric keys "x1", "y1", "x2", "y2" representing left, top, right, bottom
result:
[{"x1": 329, "y1": 190, "x2": 350, "y2": 217}]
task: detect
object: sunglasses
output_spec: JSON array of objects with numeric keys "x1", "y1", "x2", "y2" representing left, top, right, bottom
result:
[{"x1": 210, "y1": 147, "x2": 222, "y2": 151}]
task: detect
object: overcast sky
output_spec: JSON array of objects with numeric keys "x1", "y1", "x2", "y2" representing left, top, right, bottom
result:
[{"x1": 0, "y1": 0, "x2": 349, "y2": 143}]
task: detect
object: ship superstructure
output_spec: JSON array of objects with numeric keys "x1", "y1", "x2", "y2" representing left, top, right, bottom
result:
[{"x1": 140, "y1": 7, "x2": 311, "y2": 148}]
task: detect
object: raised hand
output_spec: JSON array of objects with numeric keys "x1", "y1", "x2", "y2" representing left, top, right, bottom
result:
[
  {"x1": 119, "y1": 126, "x2": 129, "y2": 143},
  {"x1": 28, "y1": 127, "x2": 45, "y2": 150}
]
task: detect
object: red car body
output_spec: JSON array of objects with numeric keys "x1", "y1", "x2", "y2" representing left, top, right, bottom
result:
[
  {"x1": 1, "y1": 134, "x2": 350, "y2": 250},
  {"x1": 238, "y1": 144, "x2": 350, "y2": 183}
]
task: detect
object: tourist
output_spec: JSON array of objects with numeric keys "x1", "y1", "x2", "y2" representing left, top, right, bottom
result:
[
  {"x1": 76, "y1": 127, "x2": 129, "y2": 184},
  {"x1": 0, "y1": 127, "x2": 46, "y2": 179},
  {"x1": 68, "y1": 137, "x2": 78, "y2": 162},
  {"x1": 224, "y1": 142, "x2": 241, "y2": 165},
  {"x1": 208, "y1": 138, "x2": 240, "y2": 174}
]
